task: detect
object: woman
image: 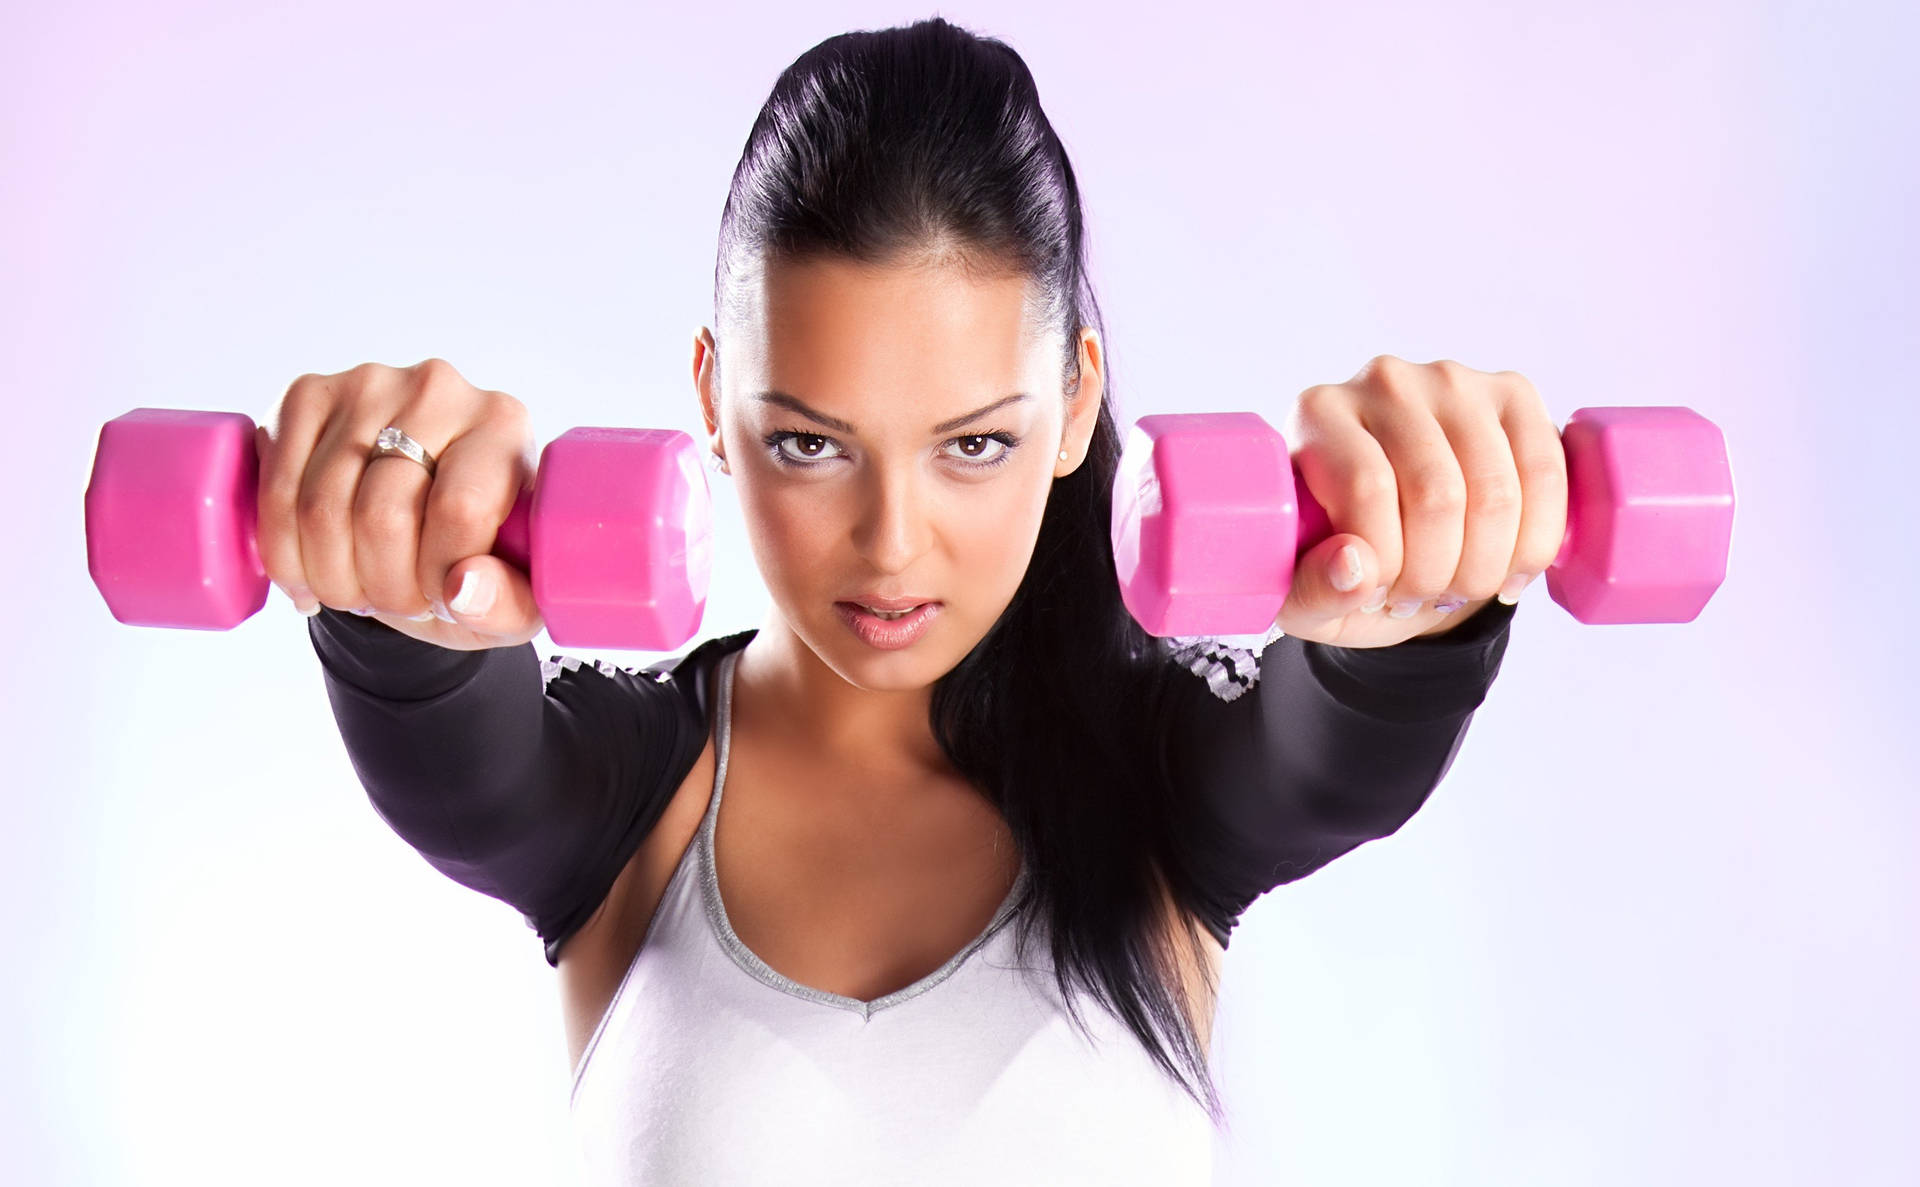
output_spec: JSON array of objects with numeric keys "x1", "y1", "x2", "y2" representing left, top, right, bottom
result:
[{"x1": 265, "y1": 16, "x2": 1557, "y2": 1184}]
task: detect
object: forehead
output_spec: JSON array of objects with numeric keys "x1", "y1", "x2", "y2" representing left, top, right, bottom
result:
[{"x1": 728, "y1": 255, "x2": 1056, "y2": 408}]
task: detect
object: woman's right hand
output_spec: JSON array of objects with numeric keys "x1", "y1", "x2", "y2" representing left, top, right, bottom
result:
[{"x1": 254, "y1": 357, "x2": 547, "y2": 650}]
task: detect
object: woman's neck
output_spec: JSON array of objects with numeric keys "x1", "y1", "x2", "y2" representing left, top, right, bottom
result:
[{"x1": 734, "y1": 613, "x2": 953, "y2": 783}]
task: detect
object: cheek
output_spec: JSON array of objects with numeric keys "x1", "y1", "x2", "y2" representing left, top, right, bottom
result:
[
  {"x1": 734, "y1": 483, "x2": 836, "y2": 589},
  {"x1": 960, "y1": 479, "x2": 1049, "y2": 587}
]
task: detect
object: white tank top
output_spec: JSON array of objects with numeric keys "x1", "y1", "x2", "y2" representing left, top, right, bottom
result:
[{"x1": 568, "y1": 649, "x2": 1217, "y2": 1185}]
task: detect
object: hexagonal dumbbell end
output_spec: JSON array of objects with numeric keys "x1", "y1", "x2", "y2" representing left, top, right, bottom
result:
[
  {"x1": 492, "y1": 427, "x2": 712, "y2": 650},
  {"x1": 1548, "y1": 406, "x2": 1734, "y2": 624},
  {"x1": 85, "y1": 409, "x2": 271, "y2": 631},
  {"x1": 1111, "y1": 412, "x2": 1324, "y2": 637}
]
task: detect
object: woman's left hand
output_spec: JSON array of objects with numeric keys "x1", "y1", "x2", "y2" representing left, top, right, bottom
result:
[{"x1": 1273, "y1": 355, "x2": 1569, "y2": 649}]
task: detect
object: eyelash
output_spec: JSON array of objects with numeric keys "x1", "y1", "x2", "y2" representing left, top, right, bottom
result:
[{"x1": 760, "y1": 428, "x2": 1022, "y2": 471}]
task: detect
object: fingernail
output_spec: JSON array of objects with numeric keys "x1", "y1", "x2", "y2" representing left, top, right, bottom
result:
[
  {"x1": 1433, "y1": 595, "x2": 1467, "y2": 615},
  {"x1": 1388, "y1": 599, "x2": 1423, "y2": 619},
  {"x1": 283, "y1": 585, "x2": 322, "y2": 617},
  {"x1": 1329, "y1": 545, "x2": 1364, "y2": 592},
  {"x1": 430, "y1": 599, "x2": 455, "y2": 624},
  {"x1": 405, "y1": 609, "x2": 437, "y2": 622},
  {"x1": 1361, "y1": 585, "x2": 1390, "y2": 613},
  {"x1": 449, "y1": 571, "x2": 495, "y2": 617},
  {"x1": 1496, "y1": 572, "x2": 1537, "y2": 605},
  {"x1": 347, "y1": 605, "x2": 373, "y2": 616}
]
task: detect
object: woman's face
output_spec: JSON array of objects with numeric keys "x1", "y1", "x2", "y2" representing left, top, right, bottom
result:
[{"x1": 696, "y1": 254, "x2": 1103, "y2": 693}]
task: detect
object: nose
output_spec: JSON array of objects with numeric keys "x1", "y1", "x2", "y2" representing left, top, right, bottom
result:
[{"x1": 850, "y1": 463, "x2": 933, "y2": 575}]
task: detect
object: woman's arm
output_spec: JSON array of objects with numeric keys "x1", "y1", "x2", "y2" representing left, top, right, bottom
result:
[
  {"x1": 305, "y1": 607, "x2": 710, "y2": 964},
  {"x1": 1161, "y1": 597, "x2": 1519, "y2": 949}
]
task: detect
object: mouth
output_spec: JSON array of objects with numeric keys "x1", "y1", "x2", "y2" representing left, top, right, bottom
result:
[{"x1": 834, "y1": 600, "x2": 942, "y2": 649}]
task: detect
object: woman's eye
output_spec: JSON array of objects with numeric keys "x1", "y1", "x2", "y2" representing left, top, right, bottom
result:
[
  {"x1": 945, "y1": 434, "x2": 1012, "y2": 465},
  {"x1": 769, "y1": 432, "x2": 842, "y2": 464}
]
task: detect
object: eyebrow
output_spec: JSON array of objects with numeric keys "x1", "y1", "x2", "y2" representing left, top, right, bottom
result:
[{"x1": 753, "y1": 389, "x2": 1033, "y2": 436}]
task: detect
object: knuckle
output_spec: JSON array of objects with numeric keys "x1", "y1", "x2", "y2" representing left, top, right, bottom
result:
[
  {"x1": 296, "y1": 489, "x2": 350, "y2": 536},
  {"x1": 336, "y1": 362, "x2": 391, "y2": 407},
  {"x1": 1346, "y1": 463, "x2": 1396, "y2": 506},
  {"x1": 484, "y1": 388, "x2": 530, "y2": 431},
  {"x1": 257, "y1": 458, "x2": 301, "y2": 514},
  {"x1": 431, "y1": 482, "x2": 498, "y2": 534},
  {"x1": 354, "y1": 494, "x2": 416, "y2": 544},
  {"x1": 1495, "y1": 369, "x2": 1541, "y2": 400},
  {"x1": 256, "y1": 543, "x2": 299, "y2": 589},
  {"x1": 1517, "y1": 451, "x2": 1568, "y2": 499},
  {"x1": 411, "y1": 356, "x2": 463, "y2": 394},
  {"x1": 1410, "y1": 471, "x2": 1467, "y2": 515},
  {"x1": 1367, "y1": 370, "x2": 1424, "y2": 409},
  {"x1": 1362, "y1": 353, "x2": 1407, "y2": 383},
  {"x1": 1295, "y1": 383, "x2": 1339, "y2": 416},
  {"x1": 1429, "y1": 357, "x2": 1474, "y2": 388},
  {"x1": 274, "y1": 373, "x2": 324, "y2": 422},
  {"x1": 1292, "y1": 387, "x2": 1352, "y2": 441},
  {"x1": 1470, "y1": 474, "x2": 1522, "y2": 518},
  {"x1": 255, "y1": 515, "x2": 296, "y2": 577}
]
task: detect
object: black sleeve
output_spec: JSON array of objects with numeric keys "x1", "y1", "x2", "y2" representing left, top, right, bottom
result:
[
  {"x1": 1161, "y1": 597, "x2": 1519, "y2": 950},
  {"x1": 304, "y1": 608, "x2": 706, "y2": 966}
]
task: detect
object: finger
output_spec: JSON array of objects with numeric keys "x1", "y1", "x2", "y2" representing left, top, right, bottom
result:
[
  {"x1": 1285, "y1": 531, "x2": 1380, "y2": 624},
  {"x1": 256, "y1": 376, "x2": 329, "y2": 610},
  {"x1": 1495, "y1": 374, "x2": 1570, "y2": 599},
  {"x1": 418, "y1": 404, "x2": 537, "y2": 629},
  {"x1": 351, "y1": 440, "x2": 440, "y2": 619},
  {"x1": 298, "y1": 408, "x2": 382, "y2": 614},
  {"x1": 1287, "y1": 389, "x2": 1402, "y2": 615},
  {"x1": 347, "y1": 376, "x2": 502, "y2": 619},
  {"x1": 1430, "y1": 395, "x2": 1523, "y2": 607},
  {"x1": 1355, "y1": 390, "x2": 1465, "y2": 617},
  {"x1": 443, "y1": 554, "x2": 543, "y2": 640}
]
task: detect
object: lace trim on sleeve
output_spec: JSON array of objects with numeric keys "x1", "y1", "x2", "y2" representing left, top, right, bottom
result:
[
  {"x1": 539, "y1": 653, "x2": 667, "y2": 690},
  {"x1": 1165, "y1": 618, "x2": 1287, "y2": 703}
]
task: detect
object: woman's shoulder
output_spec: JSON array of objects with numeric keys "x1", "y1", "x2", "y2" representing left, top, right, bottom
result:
[
  {"x1": 538, "y1": 626, "x2": 758, "y2": 729},
  {"x1": 644, "y1": 626, "x2": 757, "y2": 678}
]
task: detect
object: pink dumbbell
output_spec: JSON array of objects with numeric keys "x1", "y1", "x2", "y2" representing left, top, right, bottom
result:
[
  {"x1": 1111, "y1": 406, "x2": 1736, "y2": 636},
  {"x1": 84, "y1": 408, "x2": 713, "y2": 650}
]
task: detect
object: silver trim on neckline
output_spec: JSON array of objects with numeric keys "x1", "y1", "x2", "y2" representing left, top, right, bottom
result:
[{"x1": 696, "y1": 649, "x2": 1030, "y2": 1020}]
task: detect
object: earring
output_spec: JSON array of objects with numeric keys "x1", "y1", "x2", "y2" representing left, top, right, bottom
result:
[
  {"x1": 1059, "y1": 450, "x2": 1068, "y2": 461},
  {"x1": 709, "y1": 453, "x2": 729, "y2": 474}
]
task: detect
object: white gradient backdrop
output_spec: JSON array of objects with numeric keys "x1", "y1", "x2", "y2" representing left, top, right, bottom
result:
[{"x1": 4, "y1": 1, "x2": 1913, "y2": 1184}]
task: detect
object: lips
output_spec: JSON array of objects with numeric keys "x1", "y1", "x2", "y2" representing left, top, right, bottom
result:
[{"x1": 836, "y1": 600, "x2": 941, "y2": 648}]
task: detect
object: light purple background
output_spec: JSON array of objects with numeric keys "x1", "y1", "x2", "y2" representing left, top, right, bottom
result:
[{"x1": 6, "y1": 2, "x2": 1914, "y2": 1183}]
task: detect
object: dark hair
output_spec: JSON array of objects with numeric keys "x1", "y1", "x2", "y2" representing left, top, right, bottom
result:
[{"x1": 709, "y1": 16, "x2": 1226, "y2": 1125}]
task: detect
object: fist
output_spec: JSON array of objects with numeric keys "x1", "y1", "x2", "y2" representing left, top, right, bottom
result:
[
  {"x1": 255, "y1": 358, "x2": 547, "y2": 650},
  {"x1": 1275, "y1": 355, "x2": 1569, "y2": 648}
]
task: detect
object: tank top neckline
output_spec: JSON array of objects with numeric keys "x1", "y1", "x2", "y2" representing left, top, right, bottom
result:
[{"x1": 695, "y1": 648, "x2": 1032, "y2": 1021}]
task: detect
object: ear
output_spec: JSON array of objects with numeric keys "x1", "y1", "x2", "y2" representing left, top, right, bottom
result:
[
  {"x1": 1056, "y1": 326, "x2": 1105, "y2": 477},
  {"x1": 693, "y1": 326, "x2": 723, "y2": 459}
]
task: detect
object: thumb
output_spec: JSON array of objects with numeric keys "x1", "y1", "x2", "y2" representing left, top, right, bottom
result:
[
  {"x1": 1285, "y1": 532, "x2": 1378, "y2": 623},
  {"x1": 443, "y1": 556, "x2": 543, "y2": 640}
]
